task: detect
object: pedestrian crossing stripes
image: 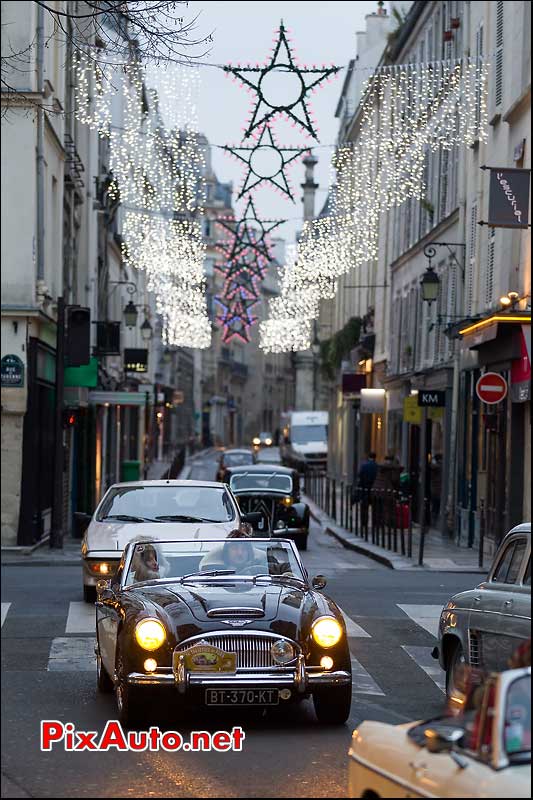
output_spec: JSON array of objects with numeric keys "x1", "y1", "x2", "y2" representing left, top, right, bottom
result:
[
  {"x1": 397, "y1": 604, "x2": 443, "y2": 638},
  {"x1": 1, "y1": 602, "x2": 11, "y2": 628},
  {"x1": 402, "y1": 646, "x2": 446, "y2": 693},
  {"x1": 2, "y1": 601, "x2": 446, "y2": 695}
]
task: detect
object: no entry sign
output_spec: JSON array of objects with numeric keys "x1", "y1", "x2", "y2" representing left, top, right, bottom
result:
[{"x1": 476, "y1": 372, "x2": 508, "y2": 405}]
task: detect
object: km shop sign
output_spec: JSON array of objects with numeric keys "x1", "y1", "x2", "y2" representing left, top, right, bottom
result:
[{"x1": 417, "y1": 390, "x2": 446, "y2": 408}]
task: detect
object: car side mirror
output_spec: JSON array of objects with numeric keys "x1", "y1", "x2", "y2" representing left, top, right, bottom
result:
[
  {"x1": 312, "y1": 575, "x2": 327, "y2": 590},
  {"x1": 96, "y1": 578, "x2": 116, "y2": 602},
  {"x1": 424, "y1": 726, "x2": 464, "y2": 753}
]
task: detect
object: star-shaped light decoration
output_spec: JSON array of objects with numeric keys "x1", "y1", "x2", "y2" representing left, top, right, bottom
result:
[
  {"x1": 222, "y1": 269, "x2": 261, "y2": 302},
  {"x1": 223, "y1": 125, "x2": 311, "y2": 202},
  {"x1": 216, "y1": 196, "x2": 285, "y2": 263},
  {"x1": 215, "y1": 295, "x2": 258, "y2": 344},
  {"x1": 224, "y1": 20, "x2": 340, "y2": 141}
]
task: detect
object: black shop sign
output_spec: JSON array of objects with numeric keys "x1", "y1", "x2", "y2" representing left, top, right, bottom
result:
[
  {"x1": 486, "y1": 166, "x2": 530, "y2": 229},
  {"x1": 418, "y1": 390, "x2": 446, "y2": 408}
]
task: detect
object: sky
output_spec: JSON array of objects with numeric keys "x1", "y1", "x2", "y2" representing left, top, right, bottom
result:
[{"x1": 186, "y1": 0, "x2": 380, "y2": 248}]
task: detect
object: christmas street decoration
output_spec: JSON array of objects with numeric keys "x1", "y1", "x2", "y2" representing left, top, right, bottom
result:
[
  {"x1": 216, "y1": 195, "x2": 285, "y2": 263},
  {"x1": 223, "y1": 124, "x2": 311, "y2": 202},
  {"x1": 224, "y1": 20, "x2": 340, "y2": 141},
  {"x1": 216, "y1": 295, "x2": 259, "y2": 344}
]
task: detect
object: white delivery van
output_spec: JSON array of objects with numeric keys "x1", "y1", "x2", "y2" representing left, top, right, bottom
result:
[{"x1": 282, "y1": 411, "x2": 329, "y2": 472}]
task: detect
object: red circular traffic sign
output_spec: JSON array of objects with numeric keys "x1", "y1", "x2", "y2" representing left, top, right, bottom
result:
[{"x1": 476, "y1": 372, "x2": 508, "y2": 405}]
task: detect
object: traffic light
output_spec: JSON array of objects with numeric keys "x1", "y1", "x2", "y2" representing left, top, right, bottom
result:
[
  {"x1": 62, "y1": 409, "x2": 78, "y2": 428},
  {"x1": 65, "y1": 306, "x2": 91, "y2": 366}
]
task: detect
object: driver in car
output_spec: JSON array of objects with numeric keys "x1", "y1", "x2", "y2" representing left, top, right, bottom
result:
[{"x1": 199, "y1": 531, "x2": 267, "y2": 574}]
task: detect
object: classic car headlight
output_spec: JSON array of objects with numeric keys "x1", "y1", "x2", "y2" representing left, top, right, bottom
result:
[
  {"x1": 282, "y1": 496, "x2": 293, "y2": 506},
  {"x1": 271, "y1": 639, "x2": 295, "y2": 665},
  {"x1": 134, "y1": 618, "x2": 166, "y2": 651},
  {"x1": 253, "y1": 437, "x2": 261, "y2": 445},
  {"x1": 312, "y1": 617, "x2": 343, "y2": 648},
  {"x1": 265, "y1": 438, "x2": 273, "y2": 446}
]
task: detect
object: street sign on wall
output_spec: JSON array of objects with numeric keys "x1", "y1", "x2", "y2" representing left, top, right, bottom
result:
[
  {"x1": 1, "y1": 354, "x2": 24, "y2": 387},
  {"x1": 476, "y1": 372, "x2": 508, "y2": 405}
]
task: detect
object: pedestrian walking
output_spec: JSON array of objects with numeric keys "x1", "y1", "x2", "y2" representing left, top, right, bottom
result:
[
  {"x1": 430, "y1": 453, "x2": 443, "y2": 524},
  {"x1": 352, "y1": 452, "x2": 378, "y2": 530}
]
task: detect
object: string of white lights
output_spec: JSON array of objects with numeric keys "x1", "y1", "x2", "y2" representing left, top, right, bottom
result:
[{"x1": 260, "y1": 57, "x2": 489, "y2": 353}]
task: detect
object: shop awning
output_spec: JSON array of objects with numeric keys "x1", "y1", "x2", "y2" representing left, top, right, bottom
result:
[{"x1": 88, "y1": 391, "x2": 150, "y2": 406}]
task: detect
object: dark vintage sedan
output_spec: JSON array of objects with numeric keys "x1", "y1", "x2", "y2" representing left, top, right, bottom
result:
[
  {"x1": 215, "y1": 448, "x2": 255, "y2": 483},
  {"x1": 224, "y1": 465, "x2": 311, "y2": 550},
  {"x1": 95, "y1": 538, "x2": 352, "y2": 727}
]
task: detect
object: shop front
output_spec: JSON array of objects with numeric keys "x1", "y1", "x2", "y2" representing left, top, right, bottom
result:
[{"x1": 457, "y1": 312, "x2": 531, "y2": 556}]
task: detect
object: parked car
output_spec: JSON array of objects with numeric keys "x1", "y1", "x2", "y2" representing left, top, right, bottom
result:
[
  {"x1": 225, "y1": 464, "x2": 311, "y2": 550},
  {"x1": 348, "y1": 666, "x2": 531, "y2": 798},
  {"x1": 95, "y1": 537, "x2": 352, "y2": 727},
  {"x1": 256, "y1": 446, "x2": 282, "y2": 465},
  {"x1": 215, "y1": 448, "x2": 255, "y2": 483},
  {"x1": 79, "y1": 480, "x2": 258, "y2": 602},
  {"x1": 434, "y1": 523, "x2": 531, "y2": 696}
]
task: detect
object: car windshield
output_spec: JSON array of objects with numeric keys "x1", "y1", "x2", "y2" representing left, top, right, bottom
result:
[
  {"x1": 97, "y1": 485, "x2": 235, "y2": 523},
  {"x1": 259, "y1": 432, "x2": 272, "y2": 439},
  {"x1": 123, "y1": 539, "x2": 304, "y2": 586},
  {"x1": 224, "y1": 452, "x2": 254, "y2": 467},
  {"x1": 230, "y1": 472, "x2": 292, "y2": 494},
  {"x1": 291, "y1": 425, "x2": 327, "y2": 445},
  {"x1": 256, "y1": 447, "x2": 282, "y2": 463}
]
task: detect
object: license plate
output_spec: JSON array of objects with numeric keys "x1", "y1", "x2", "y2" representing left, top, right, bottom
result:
[{"x1": 205, "y1": 689, "x2": 279, "y2": 706}]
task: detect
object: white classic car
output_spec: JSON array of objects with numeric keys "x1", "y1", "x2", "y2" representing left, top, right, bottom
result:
[
  {"x1": 348, "y1": 667, "x2": 531, "y2": 798},
  {"x1": 80, "y1": 480, "x2": 259, "y2": 601}
]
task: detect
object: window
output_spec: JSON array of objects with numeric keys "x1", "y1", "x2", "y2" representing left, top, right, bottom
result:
[
  {"x1": 504, "y1": 675, "x2": 531, "y2": 756},
  {"x1": 475, "y1": 25, "x2": 484, "y2": 129},
  {"x1": 495, "y1": 1, "x2": 504, "y2": 108},
  {"x1": 523, "y1": 557, "x2": 531, "y2": 586},
  {"x1": 466, "y1": 203, "x2": 478, "y2": 315},
  {"x1": 506, "y1": 541, "x2": 527, "y2": 584},
  {"x1": 492, "y1": 543, "x2": 516, "y2": 583},
  {"x1": 485, "y1": 229, "x2": 496, "y2": 309}
]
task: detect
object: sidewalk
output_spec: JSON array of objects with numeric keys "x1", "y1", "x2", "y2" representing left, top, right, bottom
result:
[{"x1": 305, "y1": 496, "x2": 486, "y2": 573}]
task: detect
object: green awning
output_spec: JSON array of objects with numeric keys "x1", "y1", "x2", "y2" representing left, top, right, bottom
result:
[{"x1": 64, "y1": 357, "x2": 98, "y2": 388}]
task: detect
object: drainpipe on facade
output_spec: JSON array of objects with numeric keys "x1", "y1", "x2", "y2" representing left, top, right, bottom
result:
[{"x1": 36, "y1": 3, "x2": 45, "y2": 284}]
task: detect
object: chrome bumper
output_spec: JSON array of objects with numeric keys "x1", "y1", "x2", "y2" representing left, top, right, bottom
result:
[{"x1": 127, "y1": 655, "x2": 350, "y2": 694}]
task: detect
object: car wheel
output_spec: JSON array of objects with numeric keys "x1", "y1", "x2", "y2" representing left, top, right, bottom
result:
[
  {"x1": 446, "y1": 640, "x2": 466, "y2": 697},
  {"x1": 96, "y1": 652, "x2": 114, "y2": 694},
  {"x1": 313, "y1": 684, "x2": 352, "y2": 725},
  {"x1": 115, "y1": 653, "x2": 146, "y2": 728},
  {"x1": 83, "y1": 585, "x2": 96, "y2": 604}
]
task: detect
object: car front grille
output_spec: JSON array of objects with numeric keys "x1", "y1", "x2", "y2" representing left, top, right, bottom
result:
[
  {"x1": 176, "y1": 633, "x2": 297, "y2": 670},
  {"x1": 469, "y1": 630, "x2": 482, "y2": 667}
]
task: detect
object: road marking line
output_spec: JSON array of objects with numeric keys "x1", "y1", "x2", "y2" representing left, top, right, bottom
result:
[
  {"x1": 48, "y1": 637, "x2": 96, "y2": 671},
  {"x1": 350, "y1": 656, "x2": 385, "y2": 695},
  {"x1": 66, "y1": 602, "x2": 95, "y2": 634},
  {"x1": 1, "y1": 602, "x2": 11, "y2": 628},
  {"x1": 397, "y1": 604, "x2": 443, "y2": 637},
  {"x1": 339, "y1": 607, "x2": 371, "y2": 638},
  {"x1": 402, "y1": 645, "x2": 446, "y2": 693}
]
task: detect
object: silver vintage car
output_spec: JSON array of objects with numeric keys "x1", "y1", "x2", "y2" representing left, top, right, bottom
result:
[{"x1": 435, "y1": 523, "x2": 531, "y2": 695}]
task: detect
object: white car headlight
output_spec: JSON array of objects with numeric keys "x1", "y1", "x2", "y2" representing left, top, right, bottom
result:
[{"x1": 271, "y1": 639, "x2": 295, "y2": 665}]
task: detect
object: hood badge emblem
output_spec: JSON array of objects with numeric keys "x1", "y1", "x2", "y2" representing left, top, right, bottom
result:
[{"x1": 222, "y1": 619, "x2": 254, "y2": 627}]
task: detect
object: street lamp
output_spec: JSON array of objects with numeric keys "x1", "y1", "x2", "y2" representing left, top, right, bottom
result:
[
  {"x1": 123, "y1": 300, "x2": 138, "y2": 328},
  {"x1": 420, "y1": 266, "x2": 440, "y2": 304},
  {"x1": 140, "y1": 316, "x2": 153, "y2": 341}
]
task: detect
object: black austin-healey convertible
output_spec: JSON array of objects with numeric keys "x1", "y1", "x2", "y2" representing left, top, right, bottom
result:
[
  {"x1": 224, "y1": 464, "x2": 311, "y2": 550},
  {"x1": 95, "y1": 537, "x2": 352, "y2": 727}
]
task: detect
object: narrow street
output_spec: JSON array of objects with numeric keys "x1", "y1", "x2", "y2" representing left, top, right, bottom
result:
[{"x1": 1, "y1": 454, "x2": 480, "y2": 798}]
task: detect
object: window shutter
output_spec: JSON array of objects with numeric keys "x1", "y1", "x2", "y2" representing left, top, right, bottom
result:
[
  {"x1": 466, "y1": 203, "x2": 477, "y2": 315},
  {"x1": 485, "y1": 229, "x2": 496, "y2": 308},
  {"x1": 439, "y1": 150, "x2": 449, "y2": 220},
  {"x1": 435, "y1": 266, "x2": 446, "y2": 363},
  {"x1": 495, "y1": 1, "x2": 504, "y2": 107},
  {"x1": 446, "y1": 259, "x2": 457, "y2": 360}
]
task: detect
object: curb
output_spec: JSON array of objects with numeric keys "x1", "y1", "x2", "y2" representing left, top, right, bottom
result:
[{"x1": 308, "y1": 500, "x2": 485, "y2": 573}]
